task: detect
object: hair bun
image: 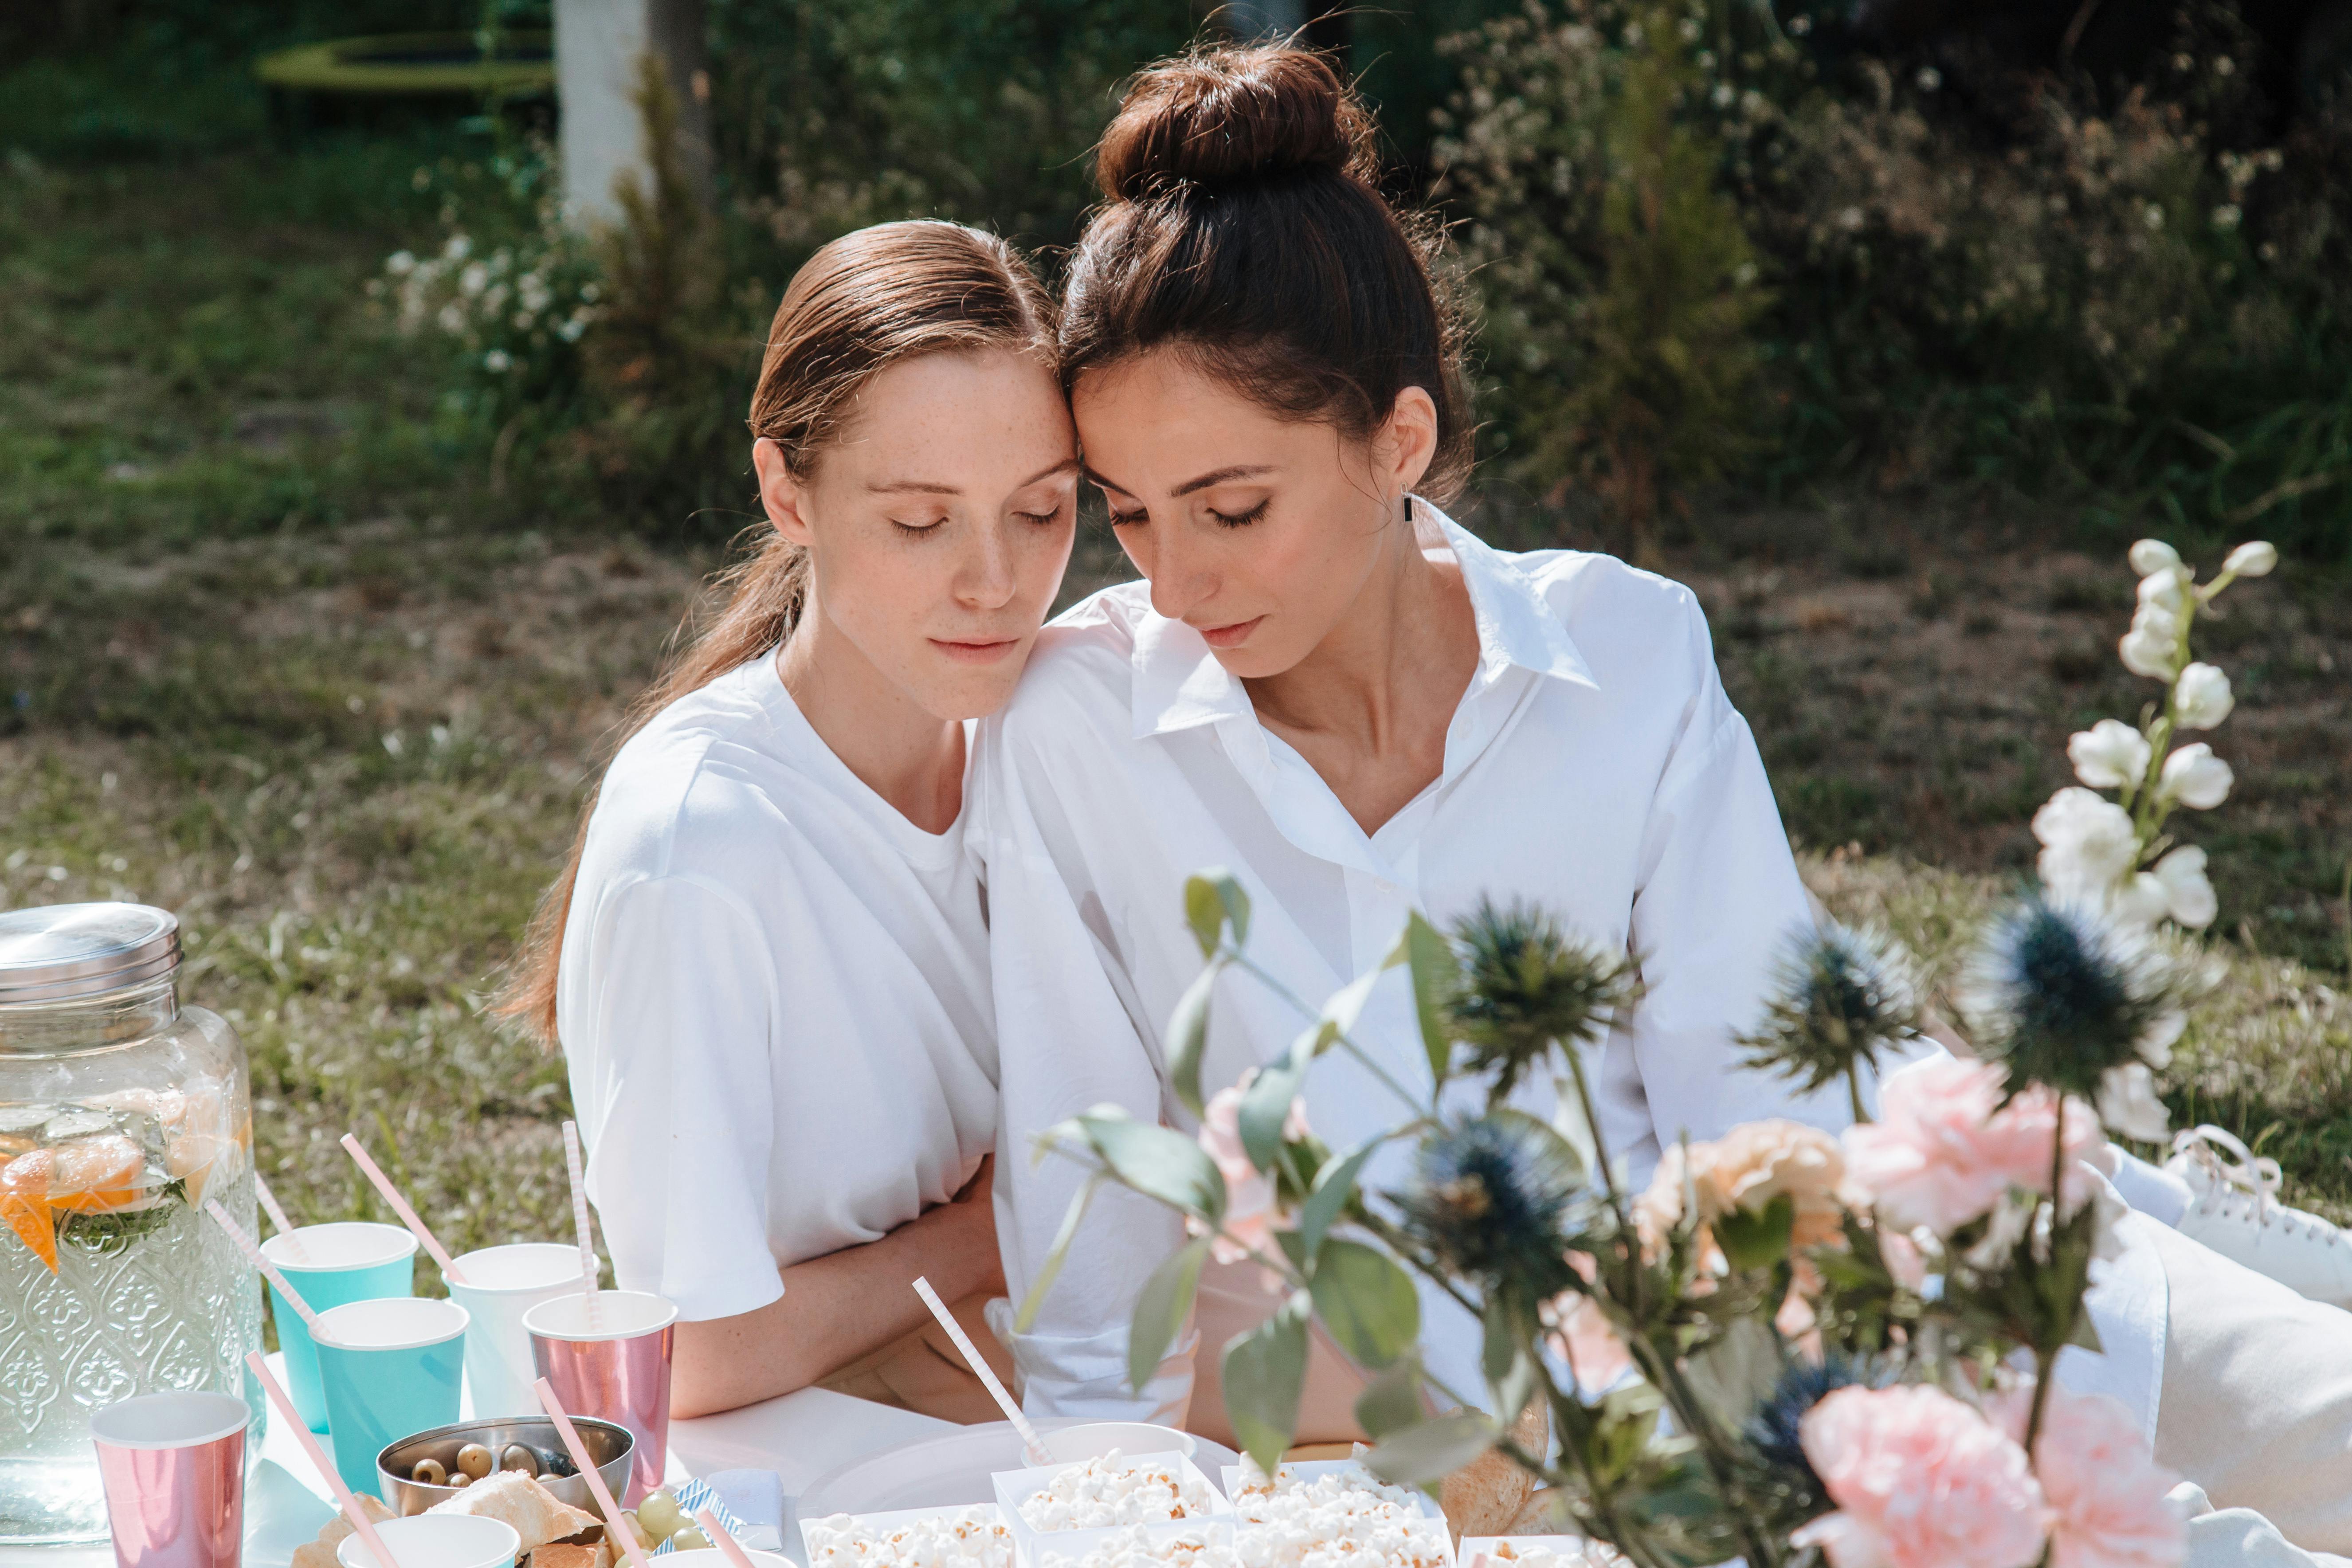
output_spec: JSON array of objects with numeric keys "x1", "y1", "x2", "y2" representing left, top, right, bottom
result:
[{"x1": 1095, "y1": 45, "x2": 1376, "y2": 202}]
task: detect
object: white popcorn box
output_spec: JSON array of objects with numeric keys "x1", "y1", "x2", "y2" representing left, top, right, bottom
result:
[
  {"x1": 799, "y1": 1504, "x2": 1016, "y2": 1568},
  {"x1": 992, "y1": 1450, "x2": 1235, "y2": 1568},
  {"x1": 1456, "y1": 1537, "x2": 1596, "y2": 1568}
]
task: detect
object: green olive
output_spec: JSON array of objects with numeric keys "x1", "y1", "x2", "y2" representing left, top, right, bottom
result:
[
  {"x1": 500, "y1": 1444, "x2": 540, "y2": 1477},
  {"x1": 455, "y1": 1443, "x2": 493, "y2": 1480},
  {"x1": 670, "y1": 1529, "x2": 711, "y2": 1553},
  {"x1": 411, "y1": 1458, "x2": 448, "y2": 1487},
  {"x1": 635, "y1": 1491, "x2": 686, "y2": 1541},
  {"x1": 449, "y1": 1472, "x2": 473, "y2": 1490}
]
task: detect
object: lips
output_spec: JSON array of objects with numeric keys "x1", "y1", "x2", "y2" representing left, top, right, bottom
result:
[
  {"x1": 930, "y1": 636, "x2": 1023, "y2": 665},
  {"x1": 1195, "y1": 616, "x2": 1265, "y2": 650}
]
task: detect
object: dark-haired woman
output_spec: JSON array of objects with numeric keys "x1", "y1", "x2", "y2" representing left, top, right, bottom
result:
[
  {"x1": 502, "y1": 220, "x2": 1079, "y2": 1419},
  {"x1": 966, "y1": 46, "x2": 1882, "y2": 1436}
]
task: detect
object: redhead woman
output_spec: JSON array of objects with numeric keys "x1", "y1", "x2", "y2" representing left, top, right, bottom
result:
[{"x1": 502, "y1": 221, "x2": 1077, "y2": 1419}]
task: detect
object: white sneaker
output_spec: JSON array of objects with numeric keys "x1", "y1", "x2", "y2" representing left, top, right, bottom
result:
[{"x1": 2165, "y1": 1125, "x2": 2352, "y2": 1309}]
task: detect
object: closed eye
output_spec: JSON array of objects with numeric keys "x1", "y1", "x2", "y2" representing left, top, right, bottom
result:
[
  {"x1": 1107, "y1": 506, "x2": 1149, "y2": 528},
  {"x1": 1207, "y1": 499, "x2": 1269, "y2": 529},
  {"x1": 891, "y1": 518, "x2": 946, "y2": 539}
]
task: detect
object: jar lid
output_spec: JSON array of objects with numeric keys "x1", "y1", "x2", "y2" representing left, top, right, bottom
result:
[{"x1": 0, "y1": 903, "x2": 182, "y2": 1004}]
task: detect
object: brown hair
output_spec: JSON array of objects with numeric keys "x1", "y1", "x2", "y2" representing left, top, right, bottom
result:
[
  {"x1": 498, "y1": 220, "x2": 1056, "y2": 1044},
  {"x1": 1058, "y1": 45, "x2": 1474, "y2": 504}
]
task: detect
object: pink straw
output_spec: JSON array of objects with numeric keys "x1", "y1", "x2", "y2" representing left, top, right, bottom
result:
[
  {"x1": 694, "y1": 1508, "x2": 760, "y2": 1568},
  {"x1": 562, "y1": 1121, "x2": 599, "y2": 1318},
  {"x1": 253, "y1": 1173, "x2": 308, "y2": 1262},
  {"x1": 534, "y1": 1378, "x2": 649, "y2": 1568},
  {"x1": 247, "y1": 1351, "x2": 402, "y2": 1568},
  {"x1": 208, "y1": 1200, "x2": 326, "y2": 1340},
  {"x1": 339, "y1": 1134, "x2": 468, "y2": 1285}
]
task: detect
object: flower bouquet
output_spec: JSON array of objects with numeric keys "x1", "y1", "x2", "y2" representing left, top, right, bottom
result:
[{"x1": 1020, "y1": 537, "x2": 2279, "y2": 1568}]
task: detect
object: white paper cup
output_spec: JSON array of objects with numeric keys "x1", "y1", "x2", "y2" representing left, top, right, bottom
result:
[
  {"x1": 335, "y1": 1513, "x2": 520, "y2": 1568},
  {"x1": 445, "y1": 1243, "x2": 590, "y2": 1418},
  {"x1": 1042, "y1": 1423, "x2": 1199, "y2": 1462},
  {"x1": 660, "y1": 1552, "x2": 793, "y2": 1568}
]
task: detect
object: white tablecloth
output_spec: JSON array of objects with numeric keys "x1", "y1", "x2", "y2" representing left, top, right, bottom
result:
[{"x1": 0, "y1": 1359, "x2": 958, "y2": 1568}]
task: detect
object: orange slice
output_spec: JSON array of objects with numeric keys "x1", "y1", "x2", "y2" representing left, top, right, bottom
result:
[
  {"x1": 49, "y1": 1135, "x2": 149, "y2": 1215},
  {"x1": 0, "y1": 1150, "x2": 56, "y2": 1273}
]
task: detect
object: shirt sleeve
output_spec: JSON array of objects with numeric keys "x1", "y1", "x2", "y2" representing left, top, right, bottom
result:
[
  {"x1": 569, "y1": 874, "x2": 787, "y2": 1324},
  {"x1": 1609, "y1": 599, "x2": 1864, "y2": 1170},
  {"x1": 971, "y1": 725, "x2": 1198, "y2": 1425}
]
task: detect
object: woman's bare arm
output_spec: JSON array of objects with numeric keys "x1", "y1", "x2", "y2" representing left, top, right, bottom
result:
[{"x1": 669, "y1": 1156, "x2": 1004, "y2": 1419}]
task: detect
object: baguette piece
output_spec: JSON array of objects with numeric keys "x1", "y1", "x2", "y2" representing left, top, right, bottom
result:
[{"x1": 428, "y1": 1471, "x2": 602, "y2": 1552}]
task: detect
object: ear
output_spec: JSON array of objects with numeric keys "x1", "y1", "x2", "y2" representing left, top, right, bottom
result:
[
  {"x1": 1377, "y1": 386, "x2": 1440, "y2": 501},
  {"x1": 753, "y1": 438, "x2": 816, "y2": 548}
]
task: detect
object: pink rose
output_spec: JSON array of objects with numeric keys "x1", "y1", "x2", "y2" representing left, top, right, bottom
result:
[
  {"x1": 1192, "y1": 1074, "x2": 1307, "y2": 1265},
  {"x1": 1842, "y1": 1057, "x2": 2100, "y2": 1236},
  {"x1": 2001, "y1": 1384, "x2": 2187, "y2": 1568},
  {"x1": 1794, "y1": 1386, "x2": 2049, "y2": 1568}
]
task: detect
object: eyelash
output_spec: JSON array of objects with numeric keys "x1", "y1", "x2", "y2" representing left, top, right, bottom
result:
[
  {"x1": 891, "y1": 519, "x2": 945, "y2": 540},
  {"x1": 1209, "y1": 499, "x2": 1269, "y2": 529}
]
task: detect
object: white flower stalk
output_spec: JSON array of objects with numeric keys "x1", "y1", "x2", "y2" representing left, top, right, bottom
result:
[
  {"x1": 2110, "y1": 872, "x2": 2171, "y2": 929},
  {"x1": 2136, "y1": 566, "x2": 2189, "y2": 613},
  {"x1": 2067, "y1": 719, "x2": 2151, "y2": 790},
  {"x1": 2096, "y1": 1061, "x2": 2173, "y2": 1142},
  {"x1": 2222, "y1": 541, "x2": 2277, "y2": 577},
  {"x1": 2151, "y1": 846, "x2": 2218, "y2": 929},
  {"x1": 2032, "y1": 788, "x2": 2140, "y2": 902},
  {"x1": 2128, "y1": 538, "x2": 2183, "y2": 576},
  {"x1": 2172, "y1": 663, "x2": 2234, "y2": 729},
  {"x1": 2119, "y1": 601, "x2": 2183, "y2": 680},
  {"x1": 2160, "y1": 744, "x2": 2234, "y2": 810}
]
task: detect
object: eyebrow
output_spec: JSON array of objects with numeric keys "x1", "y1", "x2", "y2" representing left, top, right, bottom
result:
[
  {"x1": 867, "y1": 456, "x2": 1080, "y2": 497},
  {"x1": 1083, "y1": 463, "x2": 1276, "y2": 500}
]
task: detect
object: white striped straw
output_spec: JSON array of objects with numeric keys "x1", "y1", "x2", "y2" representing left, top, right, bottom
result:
[
  {"x1": 208, "y1": 1199, "x2": 325, "y2": 1339},
  {"x1": 563, "y1": 1121, "x2": 600, "y2": 1325},
  {"x1": 535, "y1": 1379, "x2": 649, "y2": 1568},
  {"x1": 339, "y1": 1134, "x2": 468, "y2": 1285},
  {"x1": 913, "y1": 1275, "x2": 1050, "y2": 1466},
  {"x1": 253, "y1": 1172, "x2": 307, "y2": 1262}
]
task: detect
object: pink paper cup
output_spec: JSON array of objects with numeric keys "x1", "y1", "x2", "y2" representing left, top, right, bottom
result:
[
  {"x1": 523, "y1": 1290, "x2": 678, "y2": 1506},
  {"x1": 90, "y1": 1390, "x2": 250, "y2": 1568}
]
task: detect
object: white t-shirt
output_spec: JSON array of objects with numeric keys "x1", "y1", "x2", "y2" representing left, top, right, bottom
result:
[
  {"x1": 557, "y1": 656, "x2": 997, "y2": 1323},
  {"x1": 968, "y1": 502, "x2": 1892, "y2": 1421}
]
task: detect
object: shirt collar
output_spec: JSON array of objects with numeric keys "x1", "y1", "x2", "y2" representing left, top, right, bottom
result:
[{"x1": 1129, "y1": 498, "x2": 1599, "y2": 740}]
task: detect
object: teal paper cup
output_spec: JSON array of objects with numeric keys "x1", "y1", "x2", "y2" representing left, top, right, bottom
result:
[
  {"x1": 314, "y1": 1296, "x2": 469, "y2": 1501},
  {"x1": 263, "y1": 1222, "x2": 420, "y2": 1431}
]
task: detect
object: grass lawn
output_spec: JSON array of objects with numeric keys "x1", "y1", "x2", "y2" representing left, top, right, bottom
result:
[{"x1": 1, "y1": 90, "x2": 2346, "y2": 1312}]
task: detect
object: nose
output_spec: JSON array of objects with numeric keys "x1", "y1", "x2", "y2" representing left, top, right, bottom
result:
[
  {"x1": 954, "y1": 515, "x2": 1019, "y2": 612},
  {"x1": 1139, "y1": 521, "x2": 1217, "y2": 625}
]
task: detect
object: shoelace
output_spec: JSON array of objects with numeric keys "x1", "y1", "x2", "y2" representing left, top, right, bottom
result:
[{"x1": 2173, "y1": 1123, "x2": 2339, "y2": 1245}]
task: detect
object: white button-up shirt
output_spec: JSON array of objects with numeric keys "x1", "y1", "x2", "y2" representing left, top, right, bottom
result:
[{"x1": 969, "y1": 502, "x2": 1878, "y2": 1421}]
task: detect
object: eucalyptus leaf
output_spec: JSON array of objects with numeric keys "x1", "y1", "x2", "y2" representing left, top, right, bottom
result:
[
  {"x1": 1185, "y1": 874, "x2": 1231, "y2": 958},
  {"x1": 1222, "y1": 1291, "x2": 1309, "y2": 1474},
  {"x1": 1399, "y1": 913, "x2": 1458, "y2": 1085},
  {"x1": 1354, "y1": 1355, "x2": 1425, "y2": 1439},
  {"x1": 1299, "y1": 1139, "x2": 1380, "y2": 1258},
  {"x1": 1239, "y1": 1054, "x2": 1308, "y2": 1172},
  {"x1": 1308, "y1": 1239, "x2": 1420, "y2": 1368},
  {"x1": 1678, "y1": 1316, "x2": 1785, "y2": 1435},
  {"x1": 1481, "y1": 1294, "x2": 1540, "y2": 1426},
  {"x1": 1361, "y1": 1411, "x2": 1495, "y2": 1486},
  {"x1": 1167, "y1": 961, "x2": 1223, "y2": 1119},
  {"x1": 1129, "y1": 1237, "x2": 1211, "y2": 1393},
  {"x1": 1079, "y1": 1109, "x2": 1227, "y2": 1221},
  {"x1": 1014, "y1": 1172, "x2": 1106, "y2": 1333},
  {"x1": 1713, "y1": 1193, "x2": 1795, "y2": 1273},
  {"x1": 1320, "y1": 964, "x2": 1389, "y2": 1042}
]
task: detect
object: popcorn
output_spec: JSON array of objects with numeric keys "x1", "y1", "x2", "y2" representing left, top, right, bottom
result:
[
  {"x1": 1231, "y1": 1465, "x2": 1448, "y2": 1568},
  {"x1": 1039, "y1": 1525, "x2": 1240, "y2": 1568},
  {"x1": 804, "y1": 1507, "x2": 1013, "y2": 1568},
  {"x1": 1478, "y1": 1542, "x2": 1624, "y2": 1568},
  {"x1": 1016, "y1": 1452, "x2": 1214, "y2": 1533}
]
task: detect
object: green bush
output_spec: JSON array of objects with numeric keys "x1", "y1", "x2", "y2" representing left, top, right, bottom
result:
[{"x1": 1438, "y1": 0, "x2": 2352, "y2": 556}]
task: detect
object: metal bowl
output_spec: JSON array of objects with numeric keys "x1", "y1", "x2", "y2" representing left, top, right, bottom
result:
[{"x1": 377, "y1": 1417, "x2": 634, "y2": 1520}]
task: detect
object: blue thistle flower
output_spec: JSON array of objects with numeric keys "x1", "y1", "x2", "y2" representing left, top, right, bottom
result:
[
  {"x1": 1447, "y1": 900, "x2": 1642, "y2": 1097},
  {"x1": 1962, "y1": 894, "x2": 2183, "y2": 1101},
  {"x1": 1395, "y1": 1112, "x2": 1586, "y2": 1304},
  {"x1": 1745, "y1": 1353, "x2": 1872, "y2": 1503},
  {"x1": 1740, "y1": 921, "x2": 1920, "y2": 1098}
]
